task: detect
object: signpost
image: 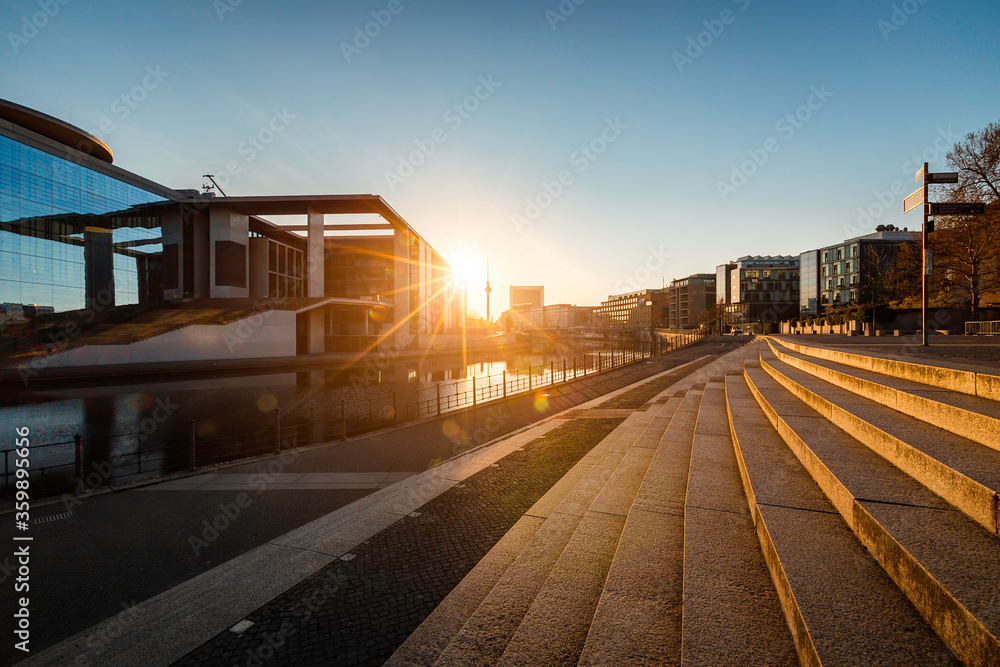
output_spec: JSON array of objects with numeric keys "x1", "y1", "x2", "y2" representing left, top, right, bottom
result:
[
  {"x1": 929, "y1": 202, "x2": 985, "y2": 216},
  {"x1": 903, "y1": 188, "x2": 924, "y2": 214},
  {"x1": 906, "y1": 163, "x2": 985, "y2": 346}
]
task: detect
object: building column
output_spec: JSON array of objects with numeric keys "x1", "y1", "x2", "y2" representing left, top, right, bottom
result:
[
  {"x1": 84, "y1": 225, "x2": 114, "y2": 308},
  {"x1": 393, "y1": 226, "x2": 411, "y2": 348},
  {"x1": 209, "y1": 207, "x2": 249, "y2": 298},
  {"x1": 306, "y1": 209, "x2": 325, "y2": 355}
]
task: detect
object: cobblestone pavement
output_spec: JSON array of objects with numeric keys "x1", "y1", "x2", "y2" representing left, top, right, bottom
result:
[{"x1": 171, "y1": 418, "x2": 623, "y2": 667}]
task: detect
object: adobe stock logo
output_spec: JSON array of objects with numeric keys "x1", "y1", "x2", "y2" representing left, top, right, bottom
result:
[{"x1": 7, "y1": 0, "x2": 71, "y2": 54}]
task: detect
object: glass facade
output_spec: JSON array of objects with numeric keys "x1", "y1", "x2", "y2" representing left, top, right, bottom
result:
[
  {"x1": 0, "y1": 134, "x2": 169, "y2": 314},
  {"x1": 799, "y1": 250, "x2": 819, "y2": 315}
]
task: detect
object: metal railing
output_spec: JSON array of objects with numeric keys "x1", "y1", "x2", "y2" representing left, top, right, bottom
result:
[
  {"x1": 965, "y1": 321, "x2": 1000, "y2": 335},
  {"x1": 2, "y1": 331, "x2": 707, "y2": 498}
]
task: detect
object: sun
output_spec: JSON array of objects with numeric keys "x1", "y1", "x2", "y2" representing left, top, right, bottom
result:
[{"x1": 449, "y1": 251, "x2": 481, "y2": 287}]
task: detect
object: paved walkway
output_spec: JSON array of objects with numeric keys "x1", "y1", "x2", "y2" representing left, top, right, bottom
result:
[
  {"x1": 7, "y1": 337, "x2": 743, "y2": 666},
  {"x1": 778, "y1": 333, "x2": 1000, "y2": 370}
]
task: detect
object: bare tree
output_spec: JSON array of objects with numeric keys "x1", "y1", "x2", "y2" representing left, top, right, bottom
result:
[
  {"x1": 931, "y1": 195, "x2": 1000, "y2": 316},
  {"x1": 934, "y1": 122, "x2": 1000, "y2": 316},
  {"x1": 948, "y1": 122, "x2": 1000, "y2": 202}
]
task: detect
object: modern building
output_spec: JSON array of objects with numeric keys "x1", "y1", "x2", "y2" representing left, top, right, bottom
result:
[
  {"x1": 0, "y1": 98, "x2": 462, "y2": 366},
  {"x1": 596, "y1": 289, "x2": 669, "y2": 330},
  {"x1": 509, "y1": 285, "x2": 544, "y2": 311},
  {"x1": 723, "y1": 256, "x2": 799, "y2": 328},
  {"x1": 668, "y1": 274, "x2": 715, "y2": 329},
  {"x1": 504, "y1": 303, "x2": 594, "y2": 331},
  {"x1": 807, "y1": 226, "x2": 918, "y2": 311}
]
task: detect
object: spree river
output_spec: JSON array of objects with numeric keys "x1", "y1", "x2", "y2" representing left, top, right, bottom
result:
[{"x1": 0, "y1": 345, "x2": 637, "y2": 490}]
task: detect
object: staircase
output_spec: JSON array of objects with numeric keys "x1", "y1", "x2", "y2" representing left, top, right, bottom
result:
[{"x1": 386, "y1": 337, "x2": 1000, "y2": 666}]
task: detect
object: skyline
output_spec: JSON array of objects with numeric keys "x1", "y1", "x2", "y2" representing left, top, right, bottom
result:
[{"x1": 4, "y1": 0, "x2": 1000, "y2": 316}]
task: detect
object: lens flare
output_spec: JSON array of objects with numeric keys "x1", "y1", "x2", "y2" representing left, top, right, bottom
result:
[
  {"x1": 533, "y1": 392, "x2": 549, "y2": 412},
  {"x1": 257, "y1": 393, "x2": 278, "y2": 413}
]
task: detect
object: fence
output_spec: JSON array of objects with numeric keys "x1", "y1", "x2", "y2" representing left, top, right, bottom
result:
[
  {"x1": 2, "y1": 330, "x2": 707, "y2": 498},
  {"x1": 966, "y1": 321, "x2": 1000, "y2": 335}
]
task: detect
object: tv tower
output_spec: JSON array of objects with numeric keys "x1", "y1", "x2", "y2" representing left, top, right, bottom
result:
[{"x1": 485, "y1": 259, "x2": 492, "y2": 322}]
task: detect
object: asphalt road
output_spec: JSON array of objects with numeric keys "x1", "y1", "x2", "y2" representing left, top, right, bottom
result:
[{"x1": 1, "y1": 336, "x2": 745, "y2": 664}]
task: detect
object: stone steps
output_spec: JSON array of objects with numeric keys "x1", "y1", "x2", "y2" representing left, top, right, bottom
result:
[
  {"x1": 679, "y1": 360, "x2": 797, "y2": 666},
  {"x1": 743, "y1": 342, "x2": 1000, "y2": 665},
  {"x1": 423, "y1": 400, "x2": 679, "y2": 666},
  {"x1": 727, "y1": 352, "x2": 959, "y2": 666},
  {"x1": 388, "y1": 347, "x2": 754, "y2": 666},
  {"x1": 758, "y1": 342, "x2": 1000, "y2": 535}
]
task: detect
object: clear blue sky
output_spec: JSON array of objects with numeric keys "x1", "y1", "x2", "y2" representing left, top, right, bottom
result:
[{"x1": 4, "y1": 0, "x2": 999, "y2": 316}]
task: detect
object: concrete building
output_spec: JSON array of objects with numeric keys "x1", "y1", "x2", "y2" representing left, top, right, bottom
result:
[
  {"x1": 509, "y1": 285, "x2": 544, "y2": 311},
  {"x1": 596, "y1": 289, "x2": 669, "y2": 330},
  {"x1": 722, "y1": 256, "x2": 799, "y2": 328},
  {"x1": 0, "y1": 98, "x2": 461, "y2": 365},
  {"x1": 504, "y1": 303, "x2": 594, "y2": 331},
  {"x1": 801, "y1": 226, "x2": 918, "y2": 313},
  {"x1": 668, "y1": 275, "x2": 715, "y2": 329}
]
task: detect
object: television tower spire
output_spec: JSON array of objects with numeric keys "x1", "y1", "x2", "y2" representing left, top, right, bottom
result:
[{"x1": 485, "y1": 259, "x2": 492, "y2": 322}]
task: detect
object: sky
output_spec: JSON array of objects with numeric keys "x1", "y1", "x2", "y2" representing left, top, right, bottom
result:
[{"x1": 3, "y1": 0, "x2": 1000, "y2": 317}]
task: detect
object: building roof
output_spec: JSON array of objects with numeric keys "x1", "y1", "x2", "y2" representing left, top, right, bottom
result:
[{"x1": 0, "y1": 98, "x2": 114, "y2": 163}]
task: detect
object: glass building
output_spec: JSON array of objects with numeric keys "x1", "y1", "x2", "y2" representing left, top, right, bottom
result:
[
  {"x1": 1, "y1": 108, "x2": 177, "y2": 315},
  {"x1": 799, "y1": 249, "x2": 820, "y2": 316}
]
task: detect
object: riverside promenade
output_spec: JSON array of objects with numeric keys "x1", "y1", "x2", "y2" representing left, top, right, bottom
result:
[
  {"x1": 14, "y1": 333, "x2": 1000, "y2": 666},
  {"x1": 7, "y1": 336, "x2": 741, "y2": 667}
]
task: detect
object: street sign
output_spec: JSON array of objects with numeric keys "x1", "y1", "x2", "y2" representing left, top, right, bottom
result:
[
  {"x1": 903, "y1": 188, "x2": 925, "y2": 214},
  {"x1": 929, "y1": 202, "x2": 986, "y2": 216},
  {"x1": 916, "y1": 165, "x2": 927, "y2": 182},
  {"x1": 925, "y1": 172, "x2": 959, "y2": 185}
]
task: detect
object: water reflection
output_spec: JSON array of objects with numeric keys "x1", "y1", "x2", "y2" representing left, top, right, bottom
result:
[{"x1": 1, "y1": 347, "x2": 631, "y2": 486}]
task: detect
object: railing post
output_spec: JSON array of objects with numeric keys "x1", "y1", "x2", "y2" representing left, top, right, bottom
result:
[
  {"x1": 436, "y1": 383, "x2": 442, "y2": 417},
  {"x1": 340, "y1": 399, "x2": 347, "y2": 441},
  {"x1": 274, "y1": 409, "x2": 281, "y2": 455},
  {"x1": 188, "y1": 421, "x2": 196, "y2": 472},
  {"x1": 573, "y1": 357, "x2": 577, "y2": 379},
  {"x1": 473, "y1": 377, "x2": 477, "y2": 407},
  {"x1": 75, "y1": 434, "x2": 83, "y2": 486},
  {"x1": 529, "y1": 366, "x2": 532, "y2": 391},
  {"x1": 502, "y1": 371, "x2": 507, "y2": 398},
  {"x1": 550, "y1": 361, "x2": 554, "y2": 386},
  {"x1": 392, "y1": 392, "x2": 398, "y2": 427},
  {"x1": 562, "y1": 359, "x2": 567, "y2": 383}
]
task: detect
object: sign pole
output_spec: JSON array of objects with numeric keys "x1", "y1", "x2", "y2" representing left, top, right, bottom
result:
[{"x1": 922, "y1": 162, "x2": 929, "y2": 347}]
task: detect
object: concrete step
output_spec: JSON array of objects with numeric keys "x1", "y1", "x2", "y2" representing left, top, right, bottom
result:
[
  {"x1": 493, "y1": 396, "x2": 683, "y2": 667},
  {"x1": 770, "y1": 336, "x2": 1000, "y2": 404},
  {"x1": 767, "y1": 338, "x2": 1000, "y2": 452},
  {"x1": 758, "y1": 343, "x2": 1000, "y2": 535},
  {"x1": 743, "y1": 356, "x2": 1000, "y2": 666},
  {"x1": 680, "y1": 364, "x2": 797, "y2": 666},
  {"x1": 726, "y1": 355, "x2": 959, "y2": 666},
  {"x1": 429, "y1": 401, "x2": 678, "y2": 666},
  {"x1": 574, "y1": 386, "x2": 706, "y2": 667}
]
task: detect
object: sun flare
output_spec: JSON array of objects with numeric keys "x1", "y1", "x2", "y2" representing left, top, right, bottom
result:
[{"x1": 448, "y1": 251, "x2": 481, "y2": 288}]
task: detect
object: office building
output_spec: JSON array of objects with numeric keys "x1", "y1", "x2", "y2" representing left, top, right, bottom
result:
[
  {"x1": 668, "y1": 274, "x2": 715, "y2": 329},
  {"x1": 0, "y1": 99, "x2": 460, "y2": 365},
  {"x1": 723, "y1": 256, "x2": 799, "y2": 327},
  {"x1": 596, "y1": 289, "x2": 669, "y2": 330}
]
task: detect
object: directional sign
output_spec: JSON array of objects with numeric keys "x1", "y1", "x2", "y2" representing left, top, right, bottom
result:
[
  {"x1": 903, "y1": 188, "x2": 925, "y2": 214},
  {"x1": 925, "y1": 172, "x2": 959, "y2": 185},
  {"x1": 929, "y1": 202, "x2": 986, "y2": 216},
  {"x1": 916, "y1": 165, "x2": 927, "y2": 183}
]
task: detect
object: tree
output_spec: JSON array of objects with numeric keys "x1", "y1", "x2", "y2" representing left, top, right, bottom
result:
[
  {"x1": 947, "y1": 122, "x2": 1000, "y2": 202},
  {"x1": 940, "y1": 123, "x2": 1000, "y2": 316}
]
